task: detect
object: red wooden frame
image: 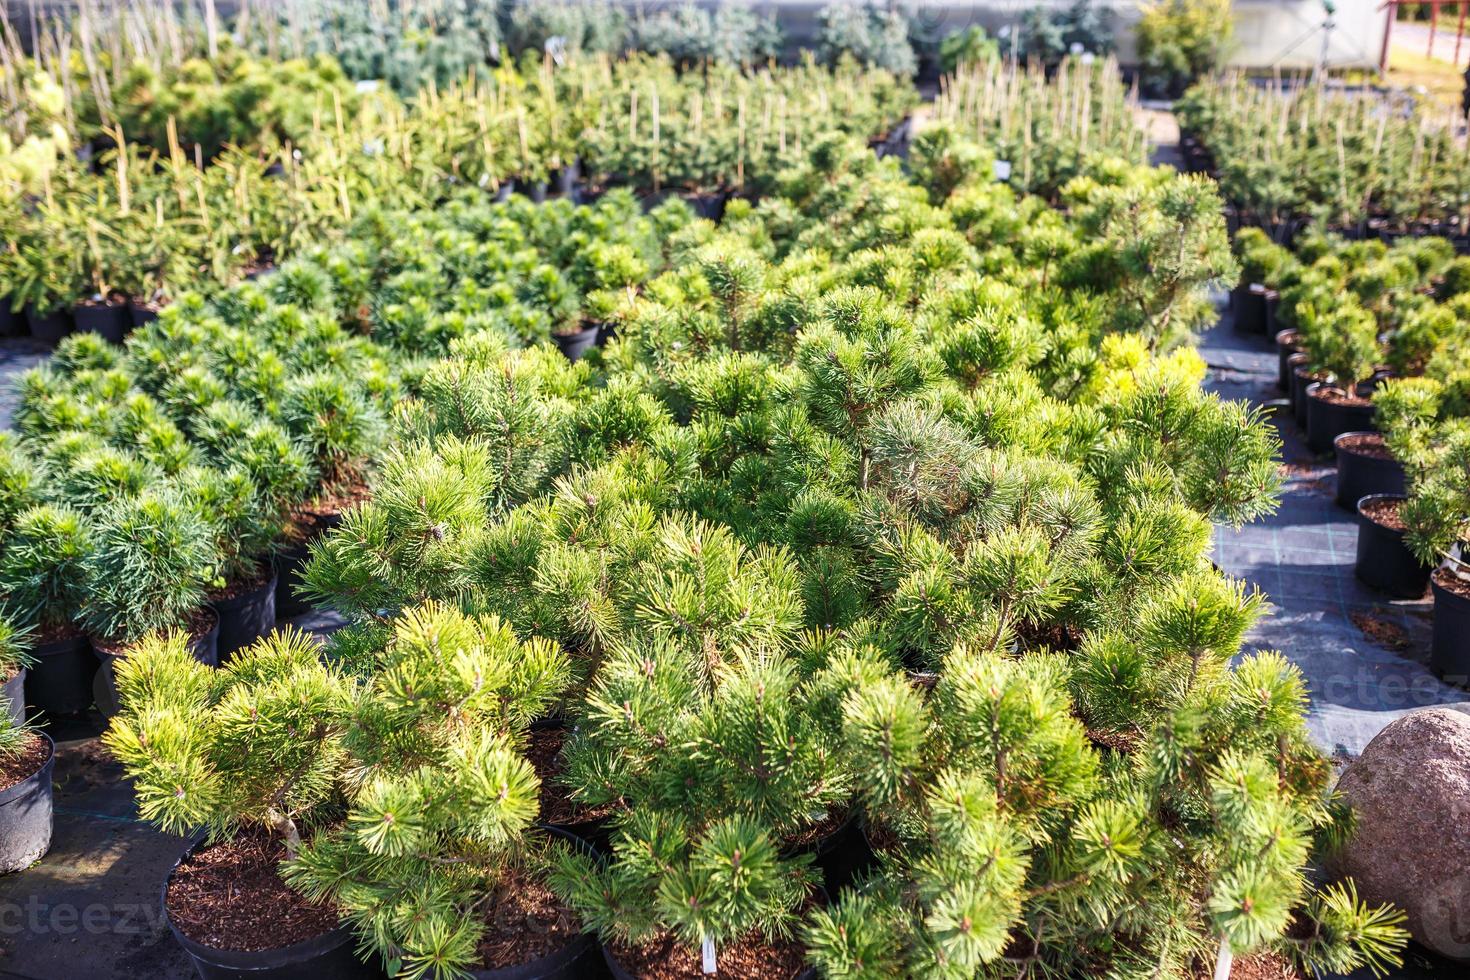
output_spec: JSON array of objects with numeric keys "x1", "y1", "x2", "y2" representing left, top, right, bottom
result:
[{"x1": 1380, "y1": 1, "x2": 1470, "y2": 70}]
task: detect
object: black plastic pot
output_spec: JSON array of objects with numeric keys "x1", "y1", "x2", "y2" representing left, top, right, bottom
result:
[
  {"x1": 1262, "y1": 289, "x2": 1280, "y2": 337},
  {"x1": 164, "y1": 834, "x2": 381, "y2": 980},
  {"x1": 24, "y1": 630, "x2": 98, "y2": 717},
  {"x1": 213, "y1": 568, "x2": 278, "y2": 661},
  {"x1": 494, "y1": 181, "x2": 516, "y2": 203},
  {"x1": 1335, "y1": 432, "x2": 1405, "y2": 510},
  {"x1": 93, "y1": 610, "x2": 220, "y2": 719},
  {"x1": 0, "y1": 300, "x2": 20, "y2": 336},
  {"x1": 129, "y1": 300, "x2": 161, "y2": 327},
  {"x1": 1275, "y1": 329, "x2": 1301, "y2": 392},
  {"x1": 804, "y1": 811, "x2": 874, "y2": 896},
  {"x1": 467, "y1": 826, "x2": 601, "y2": 980},
  {"x1": 682, "y1": 191, "x2": 729, "y2": 222},
  {"x1": 1289, "y1": 359, "x2": 1317, "y2": 428},
  {"x1": 1306, "y1": 384, "x2": 1376, "y2": 455},
  {"x1": 1, "y1": 669, "x2": 23, "y2": 727},
  {"x1": 0, "y1": 731, "x2": 54, "y2": 874},
  {"x1": 555, "y1": 161, "x2": 579, "y2": 199},
  {"x1": 1354, "y1": 495, "x2": 1431, "y2": 598},
  {"x1": 273, "y1": 543, "x2": 315, "y2": 619},
  {"x1": 552, "y1": 325, "x2": 600, "y2": 363},
  {"x1": 1430, "y1": 572, "x2": 1470, "y2": 684},
  {"x1": 72, "y1": 300, "x2": 130, "y2": 344},
  {"x1": 1232, "y1": 283, "x2": 1267, "y2": 334},
  {"x1": 24, "y1": 306, "x2": 71, "y2": 343}
]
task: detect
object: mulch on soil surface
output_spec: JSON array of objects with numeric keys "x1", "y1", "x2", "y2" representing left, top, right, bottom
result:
[
  {"x1": 526, "y1": 725, "x2": 621, "y2": 827},
  {"x1": 32, "y1": 620, "x2": 85, "y2": 646},
  {"x1": 1193, "y1": 952, "x2": 1303, "y2": 980},
  {"x1": 1310, "y1": 386, "x2": 1372, "y2": 407},
  {"x1": 1359, "y1": 496, "x2": 1408, "y2": 531},
  {"x1": 474, "y1": 866, "x2": 584, "y2": 970},
  {"x1": 608, "y1": 931, "x2": 809, "y2": 980},
  {"x1": 1349, "y1": 610, "x2": 1410, "y2": 651},
  {"x1": 1433, "y1": 567, "x2": 1470, "y2": 600},
  {"x1": 1337, "y1": 432, "x2": 1394, "y2": 460},
  {"x1": 0, "y1": 731, "x2": 50, "y2": 793},
  {"x1": 165, "y1": 826, "x2": 341, "y2": 952}
]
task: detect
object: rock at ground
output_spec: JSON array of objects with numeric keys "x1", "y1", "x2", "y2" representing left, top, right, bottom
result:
[{"x1": 1335, "y1": 707, "x2": 1470, "y2": 962}]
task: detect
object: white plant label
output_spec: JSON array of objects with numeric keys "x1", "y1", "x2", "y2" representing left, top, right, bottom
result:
[
  {"x1": 994, "y1": 160, "x2": 1013, "y2": 181},
  {"x1": 701, "y1": 936, "x2": 717, "y2": 974}
]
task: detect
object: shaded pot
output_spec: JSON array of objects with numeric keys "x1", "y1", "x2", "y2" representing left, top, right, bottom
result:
[
  {"x1": 1289, "y1": 358, "x2": 1317, "y2": 428},
  {"x1": 274, "y1": 511, "x2": 343, "y2": 620},
  {"x1": 1354, "y1": 495, "x2": 1430, "y2": 599},
  {"x1": 552, "y1": 325, "x2": 600, "y2": 363},
  {"x1": 24, "y1": 630, "x2": 98, "y2": 718},
  {"x1": 129, "y1": 299, "x2": 161, "y2": 327},
  {"x1": 1232, "y1": 283, "x2": 1267, "y2": 334},
  {"x1": 72, "y1": 299, "x2": 130, "y2": 344},
  {"x1": 1, "y1": 668, "x2": 23, "y2": 727},
  {"x1": 213, "y1": 567, "x2": 279, "y2": 661},
  {"x1": 682, "y1": 190, "x2": 729, "y2": 222},
  {"x1": 1306, "y1": 384, "x2": 1376, "y2": 455},
  {"x1": 802, "y1": 810, "x2": 874, "y2": 896},
  {"x1": 1275, "y1": 329, "x2": 1301, "y2": 392},
  {"x1": 93, "y1": 610, "x2": 220, "y2": 719},
  {"x1": 1335, "y1": 432, "x2": 1405, "y2": 510},
  {"x1": 24, "y1": 306, "x2": 71, "y2": 343},
  {"x1": 494, "y1": 180, "x2": 516, "y2": 203},
  {"x1": 0, "y1": 300, "x2": 20, "y2": 336},
  {"x1": 1430, "y1": 570, "x2": 1470, "y2": 686},
  {"x1": 466, "y1": 826, "x2": 601, "y2": 980},
  {"x1": 163, "y1": 834, "x2": 381, "y2": 980},
  {"x1": 0, "y1": 731, "x2": 54, "y2": 874}
]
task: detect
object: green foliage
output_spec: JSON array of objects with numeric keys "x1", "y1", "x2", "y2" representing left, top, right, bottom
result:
[{"x1": 1136, "y1": 0, "x2": 1234, "y2": 98}]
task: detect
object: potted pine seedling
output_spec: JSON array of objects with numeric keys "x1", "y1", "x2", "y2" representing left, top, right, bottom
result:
[
  {"x1": 1232, "y1": 228, "x2": 1297, "y2": 336},
  {"x1": 1400, "y1": 422, "x2": 1470, "y2": 682},
  {"x1": 0, "y1": 616, "x2": 31, "y2": 727},
  {"x1": 73, "y1": 212, "x2": 133, "y2": 344},
  {"x1": 103, "y1": 629, "x2": 370, "y2": 978},
  {"x1": 82, "y1": 487, "x2": 222, "y2": 715},
  {"x1": 1333, "y1": 377, "x2": 1433, "y2": 511},
  {"x1": 11, "y1": 218, "x2": 79, "y2": 343},
  {"x1": 274, "y1": 371, "x2": 386, "y2": 618},
  {"x1": 281, "y1": 602, "x2": 596, "y2": 980},
  {"x1": 1302, "y1": 301, "x2": 1382, "y2": 454},
  {"x1": 0, "y1": 698, "x2": 54, "y2": 875},
  {"x1": 0, "y1": 504, "x2": 98, "y2": 716}
]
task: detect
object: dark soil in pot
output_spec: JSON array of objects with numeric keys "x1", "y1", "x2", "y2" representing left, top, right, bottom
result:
[
  {"x1": 23, "y1": 625, "x2": 98, "y2": 717},
  {"x1": 525, "y1": 723, "x2": 620, "y2": 851},
  {"x1": 210, "y1": 565, "x2": 278, "y2": 661},
  {"x1": 72, "y1": 297, "x2": 130, "y2": 344},
  {"x1": 93, "y1": 607, "x2": 221, "y2": 718},
  {"x1": 467, "y1": 827, "x2": 601, "y2": 979},
  {"x1": 164, "y1": 827, "x2": 379, "y2": 980},
  {"x1": 1, "y1": 668, "x2": 23, "y2": 727},
  {"x1": 0, "y1": 729, "x2": 54, "y2": 873},
  {"x1": 1306, "y1": 384, "x2": 1376, "y2": 455},
  {"x1": 1430, "y1": 569, "x2": 1470, "y2": 685},
  {"x1": 1335, "y1": 432, "x2": 1405, "y2": 510},
  {"x1": 24, "y1": 306, "x2": 71, "y2": 343},
  {"x1": 1275, "y1": 330, "x2": 1301, "y2": 392},
  {"x1": 552, "y1": 324, "x2": 600, "y2": 363},
  {"x1": 603, "y1": 930, "x2": 814, "y2": 980},
  {"x1": 1354, "y1": 496, "x2": 1430, "y2": 598}
]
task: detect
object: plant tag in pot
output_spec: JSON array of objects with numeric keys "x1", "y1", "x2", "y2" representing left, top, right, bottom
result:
[
  {"x1": 993, "y1": 160, "x2": 1012, "y2": 182},
  {"x1": 702, "y1": 936, "x2": 717, "y2": 974}
]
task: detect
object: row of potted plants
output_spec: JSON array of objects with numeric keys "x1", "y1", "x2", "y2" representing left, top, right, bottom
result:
[
  {"x1": 79, "y1": 131, "x2": 1415, "y2": 980},
  {"x1": 1177, "y1": 74, "x2": 1470, "y2": 241},
  {"x1": 0, "y1": 186, "x2": 696, "y2": 731},
  {"x1": 1, "y1": 51, "x2": 915, "y2": 331},
  {"x1": 1230, "y1": 227, "x2": 1470, "y2": 682}
]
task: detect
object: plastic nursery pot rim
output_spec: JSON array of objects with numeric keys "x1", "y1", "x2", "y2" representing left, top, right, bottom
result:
[
  {"x1": 161, "y1": 832, "x2": 361, "y2": 970},
  {"x1": 0, "y1": 730, "x2": 54, "y2": 807}
]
